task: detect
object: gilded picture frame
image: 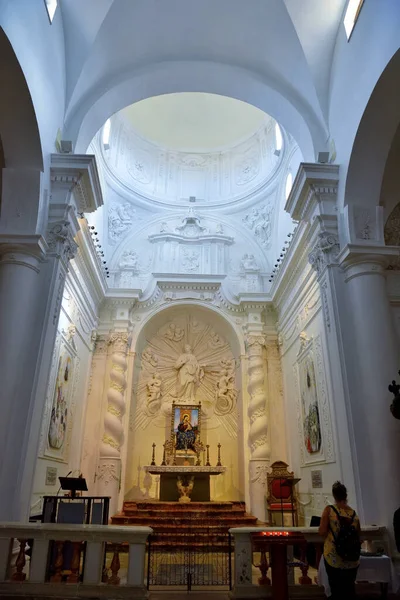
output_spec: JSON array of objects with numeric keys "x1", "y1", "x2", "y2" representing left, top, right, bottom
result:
[{"x1": 170, "y1": 402, "x2": 202, "y2": 454}]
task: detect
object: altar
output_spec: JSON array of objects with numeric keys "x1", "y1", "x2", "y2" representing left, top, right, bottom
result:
[{"x1": 145, "y1": 465, "x2": 227, "y2": 502}]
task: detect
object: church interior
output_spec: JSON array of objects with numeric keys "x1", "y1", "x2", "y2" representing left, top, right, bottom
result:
[{"x1": 1, "y1": 0, "x2": 400, "y2": 597}]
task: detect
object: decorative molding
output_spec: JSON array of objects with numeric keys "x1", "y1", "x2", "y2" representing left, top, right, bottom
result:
[
  {"x1": 320, "y1": 279, "x2": 331, "y2": 332},
  {"x1": 97, "y1": 461, "x2": 120, "y2": 487},
  {"x1": 50, "y1": 154, "x2": 103, "y2": 214},
  {"x1": 308, "y1": 231, "x2": 340, "y2": 278},
  {"x1": 285, "y1": 163, "x2": 339, "y2": 223}
]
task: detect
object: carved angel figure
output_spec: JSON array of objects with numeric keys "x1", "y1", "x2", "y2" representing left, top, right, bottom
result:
[
  {"x1": 146, "y1": 373, "x2": 162, "y2": 415},
  {"x1": 215, "y1": 368, "x2": 237, "y2": 416},
  {"x1": 142, "y1": 349, "x2": 158, "y2": 369},
  {"x1": 240, "y1": 254, "x2": 259, "y2": 271},
  {"x1": 165, "y1": 322, "x2": 184, "y2": 342}
]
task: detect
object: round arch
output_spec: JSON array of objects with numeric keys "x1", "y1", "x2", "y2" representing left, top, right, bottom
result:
[
  {"x1": 131, "y1": 301, "x2": 244, "y2": 357},
  {"x1": 345, "y1": 49, "x2": 400, "y2": 212},
  {"x1": 0, "y1": 28, "x2": 43, "y2": 171},
  {"x1": 123, "y1": 301, "x2": 247, "y2": 503},
  {"x1": 67, "y1": 61, "x2": 326, "y2": 161}
]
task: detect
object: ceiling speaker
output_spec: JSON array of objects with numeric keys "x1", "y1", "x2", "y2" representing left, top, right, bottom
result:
[
  {"x1": 60, "y1": 140, "x2": 73, "y2": 154},
  {"x1": 318, "y1": 152, "x2": 329, "y2": 164}
]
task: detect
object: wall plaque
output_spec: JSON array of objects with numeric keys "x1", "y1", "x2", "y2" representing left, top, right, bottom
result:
[
  {"x1": 45, "y1": 466, "x2": 58, "y2": 486},
  {"x1": 311, "y1": 469, "x2": 323, "y2": 489}
]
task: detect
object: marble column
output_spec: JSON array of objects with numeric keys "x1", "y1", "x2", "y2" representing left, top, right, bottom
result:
[
  {"x1": 0, "y1": 154, "x2": 102, "y2": 521},
  {"x1": 0, "y1": 239, "x2": 45, "y2": 518},
  {"x1": 97, "y1": 332, "x2": 129, "y2": 518},
  {"x1": 340, "y1": 247, "x2": 400, "y2": 526},
  {"x1": 246, "y1": 334, "x2": 270, "y2": 521}
]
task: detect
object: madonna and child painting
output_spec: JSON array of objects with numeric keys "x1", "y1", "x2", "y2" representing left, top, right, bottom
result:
[{"x1": 173, "y1": 405, "x2": 200, "y2": 452}]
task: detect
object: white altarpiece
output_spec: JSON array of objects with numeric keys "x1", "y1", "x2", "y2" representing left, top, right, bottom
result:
[{"x1": 125, "y1": 314, "x2": 243, "y2": 502}]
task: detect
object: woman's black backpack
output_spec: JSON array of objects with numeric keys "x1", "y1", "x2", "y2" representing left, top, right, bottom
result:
[{"x1": 329, "y1": 505, "x2": 361, "y2": 562}]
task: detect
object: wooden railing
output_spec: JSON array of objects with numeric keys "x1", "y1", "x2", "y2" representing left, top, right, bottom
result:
[
  {"x1": 0, "y1": 522, "x2": 152, "y2": 598},
  {"x1": 229, "y1": 525, "x2": 389, "y2": 599}
]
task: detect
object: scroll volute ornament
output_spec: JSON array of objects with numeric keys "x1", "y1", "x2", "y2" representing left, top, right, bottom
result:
[{"x1": 389, "y1": 373, "x2": 400, "y2": 420}]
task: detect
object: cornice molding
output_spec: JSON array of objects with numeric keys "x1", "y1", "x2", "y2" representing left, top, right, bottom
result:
[
  {"x1": 50, "y1": 153, "x2": 103, "y2": 214},
  {"x1": 285, "y1": 163, "x2": 339, "y2": 223}
]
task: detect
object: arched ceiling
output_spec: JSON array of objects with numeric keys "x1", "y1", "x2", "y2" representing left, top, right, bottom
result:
[
  {"x1": 99, "y1": 93, "x2": 282, "y2": 207},
  {"x1": 60, "y1": 0, "x2": 347, "y2": 159},
  {"x1": 121, "y1": 93, "x2": 267, "y2": 151}
]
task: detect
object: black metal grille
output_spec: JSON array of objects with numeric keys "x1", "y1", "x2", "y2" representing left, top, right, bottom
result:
[{"x1": 147, "y1": 518, "x2": 232, "y2": 590}]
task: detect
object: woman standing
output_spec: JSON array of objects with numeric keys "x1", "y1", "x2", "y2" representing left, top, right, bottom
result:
[{"x1": 318, "y1": 481, "x2": 361, "y2": 599}]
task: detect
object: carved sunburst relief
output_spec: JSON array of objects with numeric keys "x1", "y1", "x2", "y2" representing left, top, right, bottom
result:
[{"x1": 134, "y1": 315, "x2": 239, "y2": 438}]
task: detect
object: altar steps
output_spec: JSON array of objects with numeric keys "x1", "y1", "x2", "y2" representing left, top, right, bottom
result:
[{"x1": 111, "y1": 500, "x2": 258, "y2": 532}]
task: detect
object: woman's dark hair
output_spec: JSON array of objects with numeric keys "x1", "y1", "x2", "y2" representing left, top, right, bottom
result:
[{"x1": 332, "y1": 481, "x2": 347, "y2": 502}]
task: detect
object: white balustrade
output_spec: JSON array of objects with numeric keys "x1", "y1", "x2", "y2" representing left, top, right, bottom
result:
[
  {"x1": 0, "y1": 522, "x2": 152, "y2": 598},
  {"x1": 229, "y1": 525, "x2": 389, "y2": 598}
]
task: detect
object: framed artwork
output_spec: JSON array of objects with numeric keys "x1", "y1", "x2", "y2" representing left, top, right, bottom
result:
[
  {"x1": 171, "y1": 403, "x2": 201, "y2": 453},
  {"x1": 299, "y1": 355, "x2": 322, "y2": 455},
  {"x1": 294, "y1": 335, "x2": 335, "y2": 466},
  {"x1": 44, "y1": 335, "x2": 77, "y2": 462}
]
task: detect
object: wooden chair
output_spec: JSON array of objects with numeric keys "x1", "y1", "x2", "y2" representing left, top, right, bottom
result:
[{"x1": 266, "y1": 461, "x2": 298, "y2": 526}]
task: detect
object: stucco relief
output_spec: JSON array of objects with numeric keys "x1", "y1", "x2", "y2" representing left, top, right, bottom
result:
[
  {"x1": 181, "y1": 248, "x2": 200, "y2": 272},
  {"x1": 135, "y1": 315, "x2": 239, "y2": 438},
  {"x1": 242, "y1": 203, "x2": 274, "y2": 248},
  {"x1": 108, "y1": 201, "x2": 136, "y2": 244},
  {"x1": 106, "y1": 115, "x2": 280, "y2": 205},
  {"x1": 235, "y1": 152, "x2": 260, "y2": 185}
]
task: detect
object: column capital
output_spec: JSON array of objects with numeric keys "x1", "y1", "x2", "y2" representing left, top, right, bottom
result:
[
  {"x1": 338, "y1": 244, "x2": 400, "y2": 282},
  {"x1": 308, "y1": 231, "x2": 340, "y2": 277},
  {"x1": 46, "y1": 211, "x2": 79, "y2": 267},
  {"x1": 108, "y1": 331, "x2": 130, "y2": 354},
  {"x1": 245, "y1": 334, "x2": 266, "y2": 351}
]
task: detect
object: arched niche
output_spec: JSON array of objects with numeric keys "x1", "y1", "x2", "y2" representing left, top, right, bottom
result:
[
  {"x1": 345, "y1": 48, "x2": 400, "y2": 212},
  {"x1": 124, "y1": 303, "x2": 246, "y2": 504},
  {"x1": 0, "y1": 28, "x2": 43, "y2": 171}
]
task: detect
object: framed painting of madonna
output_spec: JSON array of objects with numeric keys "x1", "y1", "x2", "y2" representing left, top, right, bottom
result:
[{"x1": 170, "y1": 402, "x2": 202, "y2": 461}]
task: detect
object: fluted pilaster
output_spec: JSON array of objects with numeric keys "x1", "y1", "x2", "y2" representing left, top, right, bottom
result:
[
  {"x1": 100, "y1": 333, "x2": 129, "y2": 458},
  {"x1": 246, "y1": 334, "x2": 270, "y2": 460}
]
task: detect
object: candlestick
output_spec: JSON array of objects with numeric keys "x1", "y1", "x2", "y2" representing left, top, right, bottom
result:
[
  {"x1": 151, "y1": 443, "x2": 156, "y2": 466},
  {"x1": 173, "y1": 444, "x2": 177, "y2": 466},
  {"x1": 161, "y1": 443, "x2": 166, "y2": 466},
  {"x1": 206, "y1": 444, "x2": 210, "y2": 466},
  {"x1": 217, "y1": 442, "x2": 222, "y2": 466}
]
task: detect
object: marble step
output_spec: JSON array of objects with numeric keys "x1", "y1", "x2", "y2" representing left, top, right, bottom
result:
[
  {"x1": 121, "y1": 509, "x2": 248, "y2": 518},
  {"x1": 123, "y1": 501, "x2": 244, "y2": 511}
]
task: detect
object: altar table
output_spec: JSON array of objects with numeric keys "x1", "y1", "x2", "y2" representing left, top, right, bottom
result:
[
  {"x1": 318, "y1": 554, "x2": 394, "y2": 598},
  {"x1": 145, "y1": 465, "x2": 226, "y2": 502}
]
